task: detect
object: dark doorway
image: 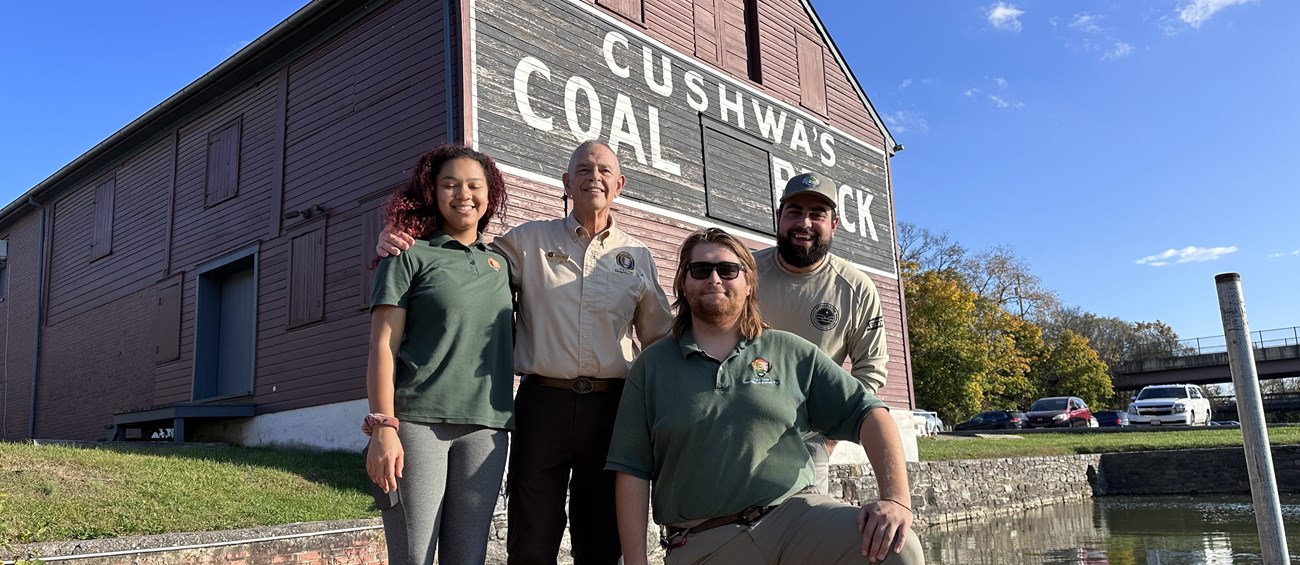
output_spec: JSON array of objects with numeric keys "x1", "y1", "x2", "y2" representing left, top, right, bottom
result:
[{"x1": 193, "y1": 246, "x2": 258, "y2": 401}]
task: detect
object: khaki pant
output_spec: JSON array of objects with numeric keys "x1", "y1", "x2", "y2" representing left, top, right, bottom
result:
[{"x1": 664, "y1": 494, "x2": 925, "y2": 565}]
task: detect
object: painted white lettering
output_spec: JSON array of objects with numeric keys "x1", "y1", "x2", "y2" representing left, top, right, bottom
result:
[
  {"x1": 789, "y1": 120, "x2": 812, "y2": 156},
  {"x1": 648, "y1": 106, "x2": 681, "y2": 176},
  {"x1": 752, "y1": 101, "x2": 787, "y2": 143},
  {"x1": 853, "y1": 187, "x2": 878, "y2": 241},
  {"x1": 564, "y1": 76, "x2": 602, "y2": 141},
  {"x1": 819, "y1": 133, "x2": 837, "y2": 167},
  {"x1": 837, "y1": 184, "x2": 856, "y2": 234},
  {"x1": 643, "y1": 46, "x2": 673, "y2": 97},
  {"x1": 514, "y1": 57, "x2": 553, "y2": 131},
  {"x1": 717, "y1": 84, "x2": 744, "y2": 129},
  {"x1": 685, "y1": 71, "x2": 708, "y2": 112},
  {"x1": 771, "y1": 157, "x2": 796, "y2": 209},
  {"x1": 603, "y1": 32, "x2": 631, "y2": 79},
  {"x1": 609, "y1": 94, "x2": 648, "y2": 165}
]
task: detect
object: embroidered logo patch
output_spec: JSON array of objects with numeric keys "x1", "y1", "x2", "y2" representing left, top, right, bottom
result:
[
  {"x1": 744, "y1": 358, "x2": 779, "y2": 385},
  {"x1": 811, "y1": 303, "x2": 839, "y2": 331},
  {"x1": 802, "y1": 175, "x2": 821, "y2": 188},
  {"x1": 487, "y1": 257, "x2": 501, "y2": 271},
  {"x1": 865, "y1": 315, "x2": 884, "y2": 331},
  {"x1": 615, "y1": 251, "x2": 636, "y2": 274}
]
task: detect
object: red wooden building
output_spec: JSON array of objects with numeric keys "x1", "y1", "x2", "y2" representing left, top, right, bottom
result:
[{"x1": 0, "y1": 0, "x2": 910, "y2": 448}]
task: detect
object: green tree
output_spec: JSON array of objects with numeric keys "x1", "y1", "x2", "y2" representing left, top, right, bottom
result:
[
  {"x1": 904, "y1": 267, "x2": 991, "y2": 422},
  {"x1": 1032, "y1": 330, "x2": 1114, "y2": 409}
]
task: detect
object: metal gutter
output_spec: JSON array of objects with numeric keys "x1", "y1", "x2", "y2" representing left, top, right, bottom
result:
[{"x1": 0, "y1": 0, "x2": 337, "y2": 230}]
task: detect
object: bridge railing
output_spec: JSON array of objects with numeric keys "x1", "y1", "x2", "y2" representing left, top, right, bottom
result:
[{"x1": 1128, "y1": 325, "x2": 1300, "y2": 361}]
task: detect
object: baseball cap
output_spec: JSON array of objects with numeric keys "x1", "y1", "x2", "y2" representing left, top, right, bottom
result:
[{"x1": 779, "y1": 172, "x2": 838, "y2": 209}]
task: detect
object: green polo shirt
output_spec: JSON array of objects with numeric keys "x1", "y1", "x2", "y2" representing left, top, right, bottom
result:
[
  {"x1": 605, "y1": 328, "x2": 883, "y2": 525},
  {"x1": 371, "y1": 232, "x2": 515, "y2": 430}
]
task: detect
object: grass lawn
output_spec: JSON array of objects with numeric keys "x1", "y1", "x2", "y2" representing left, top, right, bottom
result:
[
  {"x1": 918, "y1": 424, "x2": 1300, "y2": 461},
  {"x1": 0, "y1": 442, "x2": 375, "y2": 545}
]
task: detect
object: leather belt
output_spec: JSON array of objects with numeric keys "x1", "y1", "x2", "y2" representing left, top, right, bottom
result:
[
  {"x1": 664, "y1": 505, "x2": 776, "y2": 538},
  {"x1": 519, "y1": 374, "x2": 621, "y2": 394}
]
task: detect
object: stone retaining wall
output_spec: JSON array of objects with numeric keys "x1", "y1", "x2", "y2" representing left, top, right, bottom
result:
[{"x1": 16, "y1": 446, "x2": 1300, "y2": 564}]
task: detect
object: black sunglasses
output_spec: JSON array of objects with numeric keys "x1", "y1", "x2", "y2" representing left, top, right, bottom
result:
[{"x1": 686, "y1": 261, "x2": 744, "y2": 280}]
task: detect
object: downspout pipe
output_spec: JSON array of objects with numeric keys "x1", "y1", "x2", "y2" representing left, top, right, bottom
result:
[{"x1": 26, "y1": 196, "x2": 46, "y2": 439}]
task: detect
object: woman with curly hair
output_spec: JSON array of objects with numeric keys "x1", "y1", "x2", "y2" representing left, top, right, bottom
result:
[{"x1": 364, "y1": 144, "x2": 513, "y2": 564}]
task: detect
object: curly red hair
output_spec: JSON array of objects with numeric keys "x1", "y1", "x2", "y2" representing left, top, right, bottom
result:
[{"x1": 383, "y1": 144, "x2": 508, "y2": 240}]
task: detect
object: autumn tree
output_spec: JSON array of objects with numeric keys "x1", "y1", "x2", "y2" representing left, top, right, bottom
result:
[
  {"x1": 1031, "y1": 330, "x2": 1114, "y2": 409},
  {"x1": 904, "y1": 267, "x2": 991, "y2": 422}
]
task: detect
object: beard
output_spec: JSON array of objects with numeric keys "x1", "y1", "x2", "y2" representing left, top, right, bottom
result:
[
  {"x1": 776, "y1": 230, "x2": 832, "y2": 268},
  {"x1": 687, "y1": 291, "x2": 746, "y2": 329}
]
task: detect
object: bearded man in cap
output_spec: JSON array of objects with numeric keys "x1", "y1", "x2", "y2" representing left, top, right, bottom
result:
[{"x1": 755, "y1": 172, "x2": 891, "y2": 495}]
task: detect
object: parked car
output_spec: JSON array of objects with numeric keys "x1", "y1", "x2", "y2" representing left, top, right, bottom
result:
[
  {"x1": 1093, "y1": 410, "x2": 1131, "y2": 427},
  {"x1": 1025, "y1": 396, "x2": 1093, "y2": 428},
  {"x1": 953, "y1": 410, "x2": 1026, "y2": 431},
  {"x1": 1127, "y1": 384, "x2": 1212, "y2": 426},
  {"x1": 913, "y1": 409, "x2": 945, "y2": 436}
]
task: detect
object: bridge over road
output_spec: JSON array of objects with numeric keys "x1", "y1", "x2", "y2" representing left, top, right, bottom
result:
[{"x1": 1113, "y1": 326, "x2": 1300, "y2": 392}]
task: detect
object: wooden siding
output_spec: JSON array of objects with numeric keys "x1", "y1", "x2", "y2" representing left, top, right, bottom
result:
[
  {"x1": 46, "y1": 138, "x2": 171, "y2": 327},
  {"x1": 597, "y1": 0, "x2": 644, "y2": 23},
  {"x1": 0, "y1": 213, "x2": 43, "y2": 439},
  {"x1": 700, "y1": 120, "x2": 774, "y2": 233},
  {"x1": 253, "y1": 0, "x2": 448, "y2": 414}
]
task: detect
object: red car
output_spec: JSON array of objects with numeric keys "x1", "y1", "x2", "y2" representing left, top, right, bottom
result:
[{"x1": 1025, "y1": 396, "x2": 1092, "y2": 428}]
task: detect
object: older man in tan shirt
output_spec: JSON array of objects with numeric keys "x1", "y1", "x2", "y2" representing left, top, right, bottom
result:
[{"x1": 377, "y1": 140, "x2": 673, "y2": 565}]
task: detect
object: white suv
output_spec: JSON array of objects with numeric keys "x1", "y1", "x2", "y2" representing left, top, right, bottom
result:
[{"x1": 1127, "y1": 384, "x2": 1212, "y2": 426}]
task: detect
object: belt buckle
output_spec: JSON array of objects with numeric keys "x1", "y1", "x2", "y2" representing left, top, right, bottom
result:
[{"x1": 571, "y1": 377, "x2": 594, "y2": 394}]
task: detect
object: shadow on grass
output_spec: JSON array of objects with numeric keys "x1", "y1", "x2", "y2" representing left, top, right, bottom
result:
[{"x1": 91, "y1": 442, "x2": 371, "y2": 497}]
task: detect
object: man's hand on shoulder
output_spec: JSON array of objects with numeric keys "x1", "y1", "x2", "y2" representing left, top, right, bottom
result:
[{"x1": 376, "y1": 224, "x2": 415, "y2": 257}]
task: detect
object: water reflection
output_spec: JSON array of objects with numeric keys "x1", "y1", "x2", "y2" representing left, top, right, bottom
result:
[{"x1": 921, "y1": 494, "x2": 1300, "y2": 564}]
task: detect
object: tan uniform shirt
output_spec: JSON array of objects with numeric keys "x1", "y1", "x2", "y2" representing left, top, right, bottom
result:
[
  {"x1": 491, "y1": 214, "x2": 673, "y2": 379},
  {"x1": 754, "y1": 247, "x2": 888, "y2": 392}
]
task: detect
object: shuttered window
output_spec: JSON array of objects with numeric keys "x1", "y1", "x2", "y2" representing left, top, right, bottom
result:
[
  {"x1": 153, "y1": 275, "x2": 184, "y2": 363},
  {"x1": 701, "y1": 120, "x2": 775, "y2": 234},
  {"x1": 205, "y1": 118, "x2": 242, "y2": 206},
  {"x1": 796, "y1": 33, "x2": 827, "y2": 115},
  {"x1": 597, "y1": 0, "x2": 643, "y2": 23},
  {"x1": 288, "y1": 225, "x2": 325, "y2": 328},
  {"x1": 91, "y1": 177, "x2": 115, "y2": 261},
  {"x1": 694, "y1": 0, "x2": 761, "y2": 83}
]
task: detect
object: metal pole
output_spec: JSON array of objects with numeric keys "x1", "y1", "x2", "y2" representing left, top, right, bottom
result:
[{"x1": 1216, "y1": 272, "x2": 1289, "y2": 565}]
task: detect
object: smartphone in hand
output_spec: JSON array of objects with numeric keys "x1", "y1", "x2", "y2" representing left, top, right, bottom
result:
[{"x1": 362, "y1": 445, "x2": 401, "y2": 510}]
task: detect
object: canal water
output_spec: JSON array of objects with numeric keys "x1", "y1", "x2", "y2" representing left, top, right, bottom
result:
[{"x1": 921, "y1": 494, "x2": 1300, "y2": 564}]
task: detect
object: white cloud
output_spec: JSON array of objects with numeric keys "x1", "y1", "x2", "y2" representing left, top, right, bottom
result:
[
  {"x1": 225, "y1": 40, "x2": 253, "y2": 55},
  {"x1": 899, "y1": 78, "x2": 913, "y2": 89},
  {"x1": 1069, "y1": 13, "x2": 1105, "y2": 34},
  {"x1": 1177, "y1": 0, "x2": 1254, "y2": 29},
  {"x1": 994, "y1": 77, "x2": 1008, "y2": 89},
  {"x1": 1136, "y1": 245, "x2": 1238, "y2": 266},
  {"x1": 987, "y1": 2, "x2": 1025, "y2": 32},
  {"x1": 1103, "y1": 41, "x2": 1134, "y2": 60},
  {"x1": 882, "y1": 110, "x2": 929, "y2": 134},
  {"x1": 988, "y1": 95, "x2": 1024, "y2": 109},
  {"x1": 964, "y1": 88, "x2": 979, "y2": 97},
  {"x1": 1267, "y1": 250, "x2": 1300, "y2": 258}
]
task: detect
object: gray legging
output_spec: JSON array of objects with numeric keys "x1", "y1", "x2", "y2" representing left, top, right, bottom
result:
[{"x1": 382, "y1": 422, "x2": 508, "y2": 565}]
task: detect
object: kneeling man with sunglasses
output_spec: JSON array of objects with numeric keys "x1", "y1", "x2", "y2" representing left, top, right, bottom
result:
[{"x1": 606, "y1": 227, "x2": 924, "y2": 565}]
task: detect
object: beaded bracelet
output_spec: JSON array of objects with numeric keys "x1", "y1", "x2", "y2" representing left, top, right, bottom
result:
[
  {"x1": 361, "y1": 413, "x2": 401, "y2": 437},
  {"x1": 879, "y1": 497, "x2": 913, "y2": 514}
]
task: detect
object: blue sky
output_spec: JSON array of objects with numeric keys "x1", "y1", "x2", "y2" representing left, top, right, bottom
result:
[{"x1": 2, "y1": 1, "x2": 1296, "y2": 342}]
